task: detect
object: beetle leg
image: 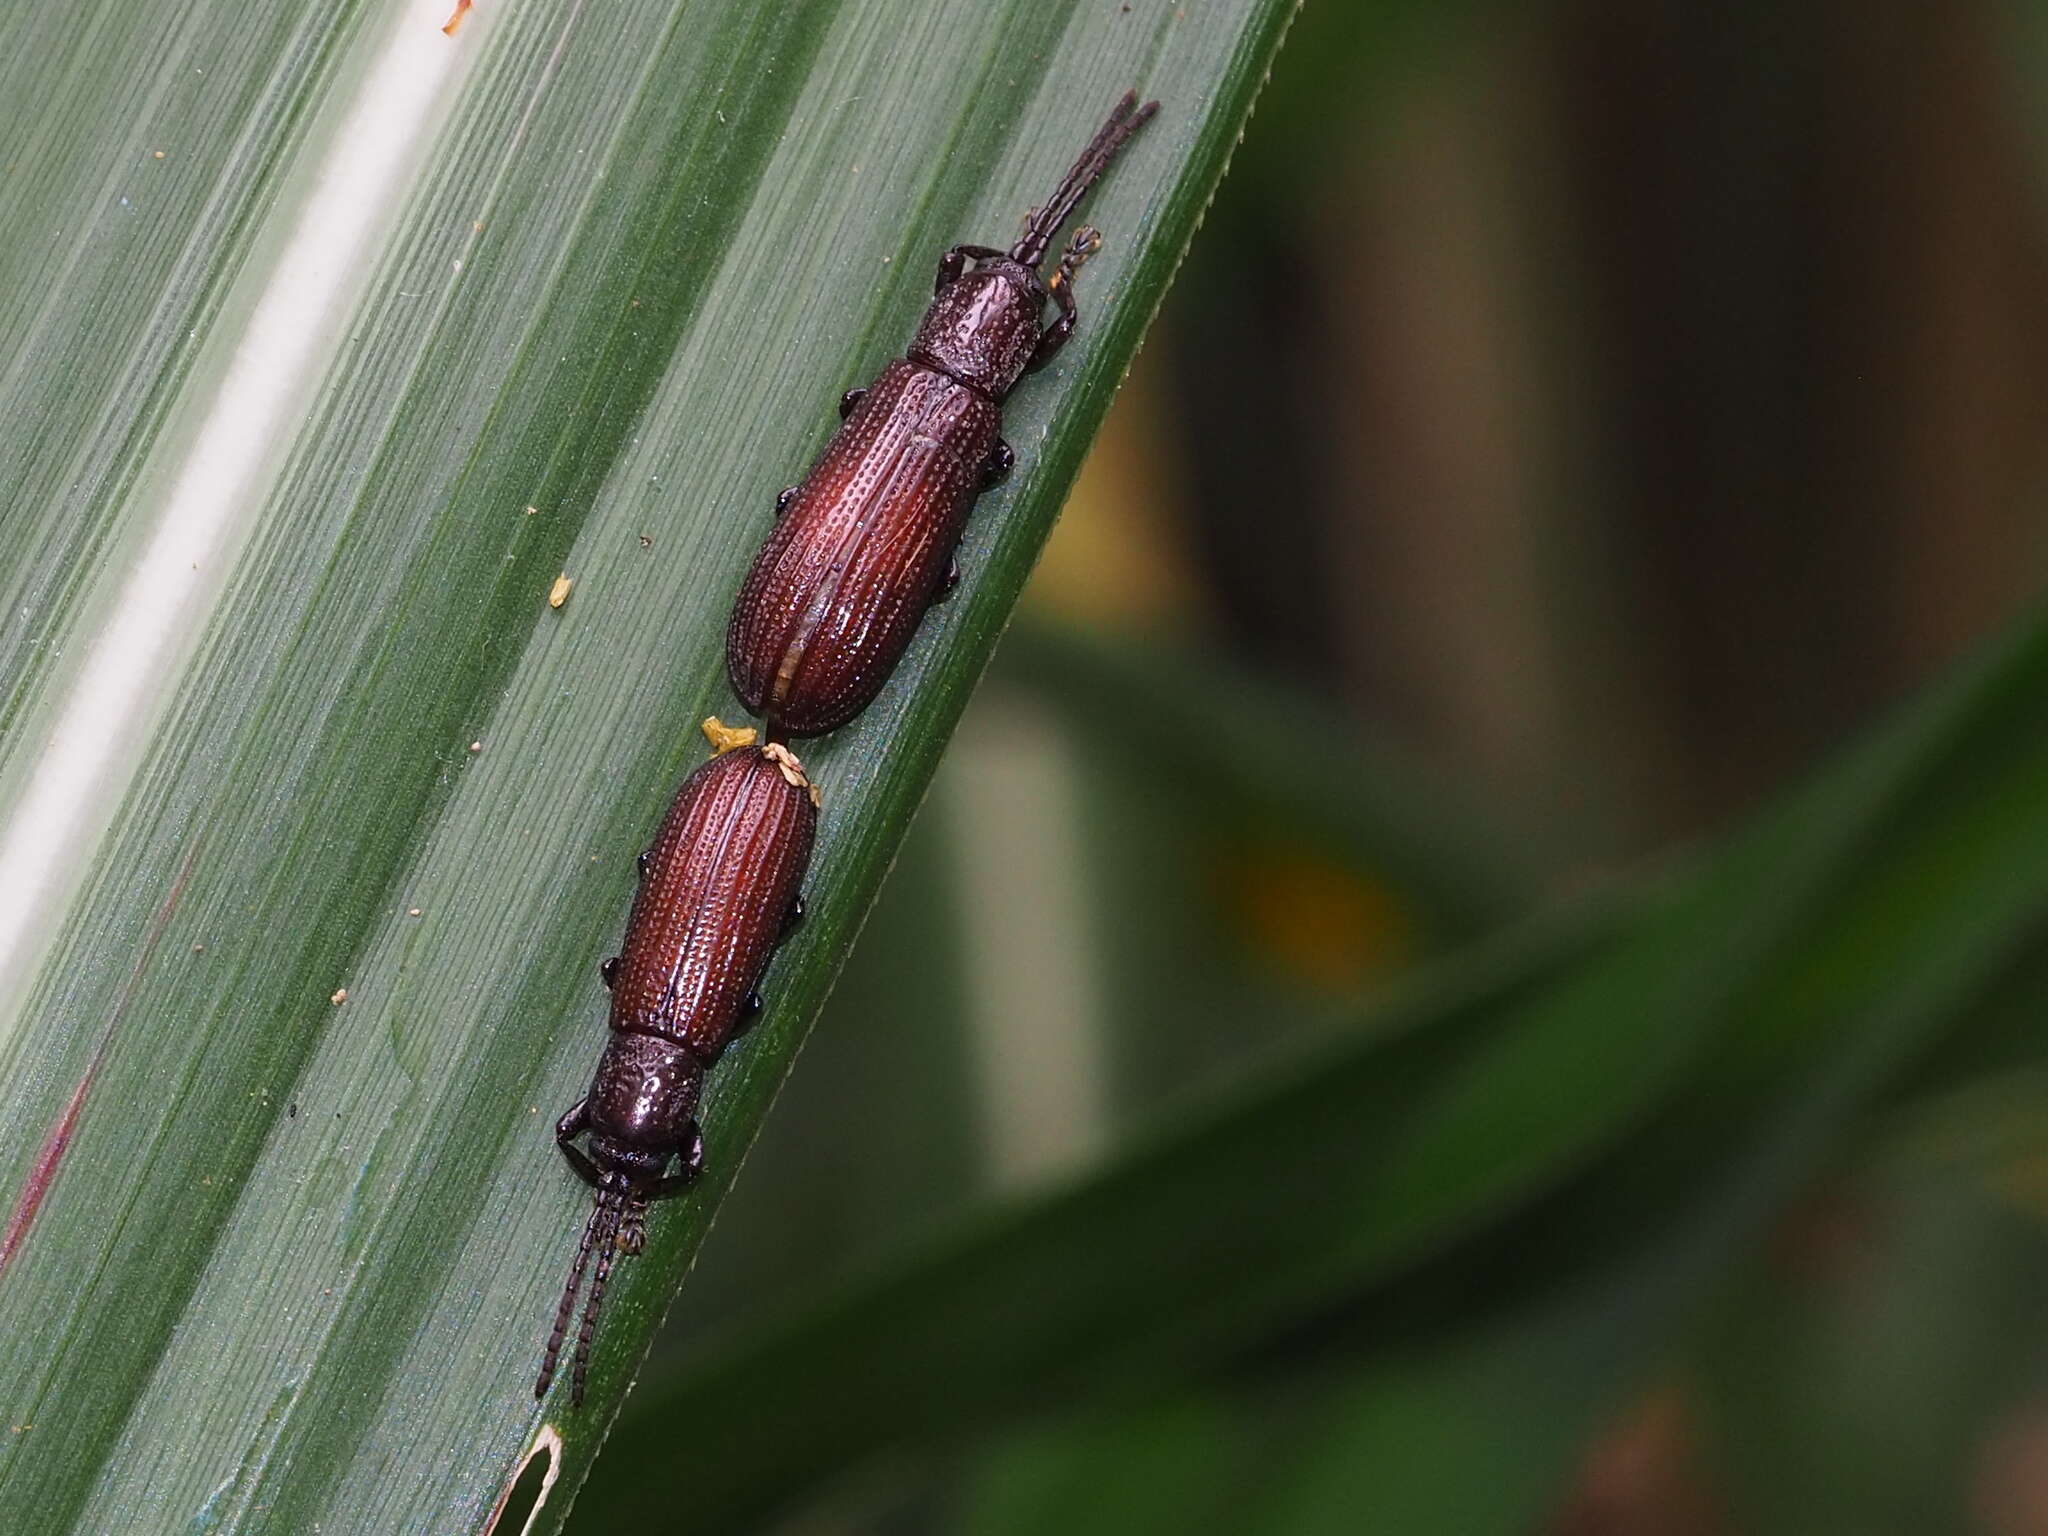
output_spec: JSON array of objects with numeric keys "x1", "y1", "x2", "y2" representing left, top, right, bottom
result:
[
  {"x1": 929, "y1": 555, "x2": 961, "y2": 607},
  {"x1": 774, "y1": 485, "x2": 799, "y2": 517},
  {"x1": 644, "y1": 1125, "x2": 705, "y2": 1200},
  {"x1": 779, "y1": 892, "x2": 805, "y2": 941},
  {"x1": 558, "y1": 1143, "x2": 602, "y2": 1189},
  {"x1": 731, "y1": 989, "x2": 764, "y2": 1036},
  {"x1": 935, "y1": 243, "x2": 1004, "y2": 294},
  {"x1": 554, "y1": 1101, "x2": 602, "y2": 1189},
  {"x1": 1029, "y1": 226, "x2": 1101, "y2": 371},
  {"x1": 599, "y1": 955, "x2": 619, "y2": 989},
  {"x1": 1030, "y1": 285, "x2": 1077, "y2": 372},
  {"x1": 979, "y1": 438, "x2": 1013, "y2": 490},
  {"x1": 838, "y1": 387, "x2": 867, "y2": 420}
]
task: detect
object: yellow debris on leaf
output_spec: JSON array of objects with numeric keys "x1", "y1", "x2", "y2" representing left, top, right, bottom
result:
[
  {"x1": 700, "y1": 716, "x2": 758, "y2": 754},
  {"x1": 548, "y1": 574, "x2": 573, "y2": 609}
]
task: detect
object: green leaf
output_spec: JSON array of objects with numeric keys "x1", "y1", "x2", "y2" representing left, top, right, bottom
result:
[
  {"x1": 578, "y1": 602, "x2": 2048, "y2": 1530},
  {"x1": 0, "y1": 0, "x2": 1295, "y2": 1529}
]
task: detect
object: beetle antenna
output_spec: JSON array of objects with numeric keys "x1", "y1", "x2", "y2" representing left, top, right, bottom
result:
[
  {"x1": 535, "y1": 1179, "x2": 624, "y2": 1401},
  {"x1": 570, "y1": 1193, "x2": 626, "y2": 1407},
  {"x1": 1010, "y1": 90, "x2": 1158, "y2": 269}
]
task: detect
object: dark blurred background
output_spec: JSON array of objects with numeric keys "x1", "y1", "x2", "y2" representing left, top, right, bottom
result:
[{"x1": 622, "y1": 3, "x2": 2048, "y2": 1530}]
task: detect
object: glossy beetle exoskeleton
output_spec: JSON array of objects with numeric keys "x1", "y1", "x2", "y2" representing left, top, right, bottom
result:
[
  {"x1": 727, "y1": 91, "x2": 1158, "y2": 738},
  {"x1": 537, "y1": 741, "x2": 817, "y2": 1404}
]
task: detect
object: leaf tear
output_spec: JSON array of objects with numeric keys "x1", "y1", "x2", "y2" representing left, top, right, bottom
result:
[{"x1": 485, "y1": 1424, "x2": 561, "y2": 1535}]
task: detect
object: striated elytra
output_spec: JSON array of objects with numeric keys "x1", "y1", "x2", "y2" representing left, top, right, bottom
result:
[{"x1": 727, "y1": 91, "x2": 1158, "y2": 738}]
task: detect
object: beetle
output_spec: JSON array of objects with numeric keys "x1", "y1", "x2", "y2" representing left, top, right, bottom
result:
[
  {"x1": 537, "y1": 741, "x2": 817, "y2": 1405},
  {"x1": 726, "y1": 90, "x2": 1158, "y2": 739}
]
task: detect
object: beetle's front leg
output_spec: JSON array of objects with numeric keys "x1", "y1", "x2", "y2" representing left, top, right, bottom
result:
[
  {"x1": 935, "y1": 243, "x2": 1003, "y2": 294},
  {"x1": 1029, "y1": 226, "x2": 1102, "y2": 371},
  {"x1": 554, "y1": 1100, "x2": 601, "y2": 1189},
  {"x1": 1030, "y1": 284, "x2": 1077, "y2": 372},
  {"x1": 643, "y1": 1123, "x2": 706, "y2": 1204}
]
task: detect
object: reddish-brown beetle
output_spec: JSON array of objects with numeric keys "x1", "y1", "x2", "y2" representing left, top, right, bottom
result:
[
  {"x1": 537, "y1": 740, "x2": 817, "y2": 1404},
  {"x1": 727, "y1": 91, "x2": 1158, "y2": 738}
]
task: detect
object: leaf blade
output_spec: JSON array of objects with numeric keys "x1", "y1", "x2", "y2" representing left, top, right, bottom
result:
[{"x1": 0, "y1": 1, "x2": 1296, "y2": 1530}]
